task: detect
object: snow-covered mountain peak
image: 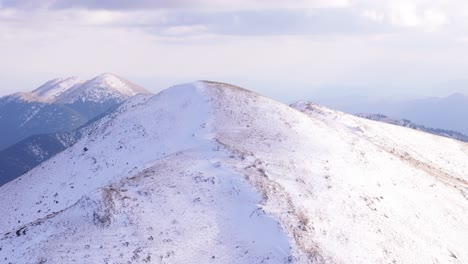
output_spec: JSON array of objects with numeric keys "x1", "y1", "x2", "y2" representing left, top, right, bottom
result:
[
  {"x1": 54, "y1": 73, "x2": 151, "y2": 104},
  {"x1": 156, "y1": 81, "x2": 254, "y2": 104},
  {"x1": 88, "y1": 73, "x2": 149, "y2": 96},
  {"x1": 0, "y1": 77, "x2": 83, "y2": 103},
  {"x1": 166, "y1": 80, "x2": 242, "y2": 91},
  {"x1": 29, "y1": 77, "x2": 84, "y2": 102},
  {"x1": 1, "y1": 81, "x2": 467, "y2": 263},
  {"x1": 0, "y1": 74, "x2": 150, "y2": 105}
]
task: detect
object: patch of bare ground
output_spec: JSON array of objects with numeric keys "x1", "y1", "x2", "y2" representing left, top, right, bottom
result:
[{"x1": 382, "y1": 146, "x2": 468, "y2": 200}]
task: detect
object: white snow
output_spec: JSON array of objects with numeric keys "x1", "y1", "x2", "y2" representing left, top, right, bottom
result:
[
  {"x1": 30, "y1": 77, "x2": 84, "y2": 102},
  {"x1": 91, "y1": 73, "x2": 149, "y2": 97},
  {"x1": 56, "y1": 73, "x2": 150, "y2": 104},
  {"x1": 0, "y1": 82, "x2": 467, "y2": 264},
  {"x1": 27, "y1": 143, "x2": 48, "y2": 161},
  {"x1": 2, "y1": 73, "x2": 150, "y2": 105}
]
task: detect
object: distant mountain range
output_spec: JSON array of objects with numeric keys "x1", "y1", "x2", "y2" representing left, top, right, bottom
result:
[
  {"x1": 0, "y1": 131, "x2": 79, "y2": 186},
  {"x1": 0, "y1": 74, "x2": 151, "y2": 186},
  {"x1": 356, "y1": 113, "x2": 468, "y2": 142},
  {"x1": 0, "y1": 73, "x2": 150, "y2": 151},
  {"x1": 315, "y1": 93, "x2": 468, "y2": 135},
  {"x1": 0, "y1": 107, "x2": 112, "y2": 186}
]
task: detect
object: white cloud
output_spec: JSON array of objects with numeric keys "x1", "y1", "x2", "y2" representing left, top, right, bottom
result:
[
  {"x1": 385, "y1": 2, "x2": 446, "y2": 30},
  {"x1": 76, "y1": 10, "x2": 124, "y2": 25},
  {"x1": 187, "y1": 0, "x2": 352, "y2": 9},
  {"x1": 423, "y1": 8, "x2": 447, "y2": 31},
  {"x1": 357, "y1": 1, "x2": 449, "y2": 31},
  {"x1": 0, "y1": 0, "x2": 467, "y2": 99},
  {"x1": 162, "y1": 24, "x2": 208, "y2": 35},
  {"x1": 361, "y1": 9, "x2": 385, "y2": 23},
  {"x1": 389, "y1": 2, "x2": 422, "y2": 27}
]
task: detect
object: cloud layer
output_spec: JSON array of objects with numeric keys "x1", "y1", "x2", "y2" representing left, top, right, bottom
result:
[
  {"x1": 0, "y1": 0, "x2": 467, "y2": 100},
  {"x1": 0, "y1": 0, "x2": 351, "y2": 10}
]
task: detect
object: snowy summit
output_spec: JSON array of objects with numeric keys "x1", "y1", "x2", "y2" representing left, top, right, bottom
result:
[
  {"x1": 56, "y1": 73, "x2": 150, "y2": 104},
  {"x1": 29, "y1": 77, "x2": 84, "y2": 102},
  {"x1": 6, "y1": 73, "x2": 150, "y2": 104},
  {"x1": 0, "y1": 81, "x2": 466, "y2": 263}
]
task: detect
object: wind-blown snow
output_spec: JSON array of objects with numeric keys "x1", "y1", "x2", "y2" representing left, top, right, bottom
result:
[{"x1": 0, "y1": 82, "x2": 467, "y2": 264}]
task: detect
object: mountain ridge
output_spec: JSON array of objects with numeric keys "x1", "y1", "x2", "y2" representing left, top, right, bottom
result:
[
  {"x1": 56, "y1": 73, "x2": 150, "y2": 104},
  {"x1": 315, "y1": 92, "x2": 468, "y2": 135},
  {"x1": 1, "y1": 81, "x2": 466, "y2": 263},
  {"x1": 29, "y1": 76, "x2": 83, "y2": 102},
  {"x1": 5, "y1": 73, "x2": 149, "y2": 104}
]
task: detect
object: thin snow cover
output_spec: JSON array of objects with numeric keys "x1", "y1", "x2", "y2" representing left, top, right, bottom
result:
[
  {"x1": 1, "y1": 82, "x2": 467, "y2": 263},
  {"x1": 18, "y1": 104, "x2": 43, "y2": 128}
]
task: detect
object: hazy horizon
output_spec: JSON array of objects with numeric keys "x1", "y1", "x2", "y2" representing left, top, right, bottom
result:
[{"x1": 1, "y1": 73, "x2": 467, "y2": 105}]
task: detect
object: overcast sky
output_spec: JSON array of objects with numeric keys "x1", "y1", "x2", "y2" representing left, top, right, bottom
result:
[{"x1": 1, "y1": 0, "x2": 468, "y2": 102}]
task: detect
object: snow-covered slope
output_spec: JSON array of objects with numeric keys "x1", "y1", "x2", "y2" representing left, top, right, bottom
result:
[{"x1": 1, "y1": 82, "x2": 467, "y2": 264}]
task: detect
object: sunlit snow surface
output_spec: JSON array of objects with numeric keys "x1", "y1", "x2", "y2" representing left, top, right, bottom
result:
[
  {"x1": 9, "y1": 73, "x2": 149, "y2": 104},
  {"x1": 30, "y1": 77, "x2": 84, "y2": 102},
  {"x1": 0, "y1": 82, "x2": 467, "y2": 263}
]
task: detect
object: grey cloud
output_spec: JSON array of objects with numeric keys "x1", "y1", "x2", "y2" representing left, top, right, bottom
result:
[
  {"x1": 147, "y1": 9, "x2": 392, "y2": 36},
  {"x1": 0, "y1": 0, "x2": 53, "y2": 9},
  {"x1": 0, "y1": 0, "x2": 196, "y2": 10},
  {"x1": 50, "y1": 0, "x2": 195, "y2": 10},
  {"x1": 0, "y1": 0, "x2": 395, "y2": 37},
  {"x1": 0, "y1": 0, "x2": 350, "y2": 10}
]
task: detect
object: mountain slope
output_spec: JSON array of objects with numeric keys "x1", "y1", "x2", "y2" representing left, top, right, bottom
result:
[
  {"x1": 0, "y1": 82, "x2": 467, "y2": 263},
  {"x1": 0, "y1": 94, "x2": 154, "y2": 187},
  {"x1": 0, "y1": 99, "x2": 88, "y2": 150},
  {"x1": 0, "y1": 73, "x2": 150, "y2": 150},
  {"x1": 0, "y1": 132, "x2": 78, "y2": 186}
]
